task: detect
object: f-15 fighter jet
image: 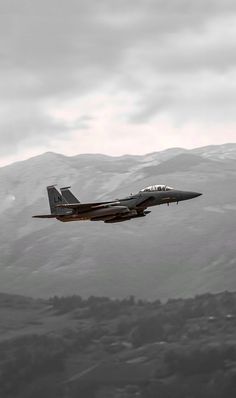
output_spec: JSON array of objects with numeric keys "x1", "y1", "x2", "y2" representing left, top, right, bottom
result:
[{"x1": 33, "y1": 185, "x2": 202, "y2": 223}]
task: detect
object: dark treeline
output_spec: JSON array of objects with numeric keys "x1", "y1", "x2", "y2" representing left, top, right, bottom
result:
[
  {"x1": 0, "y1": 291, "x2": 236, "y2": 397},
  {"x1": 49, "y1": 293, "x2": 139, "y2": 317},
  {"x1": 49, "y1": 290, "x2": 236, "y2": 319}
]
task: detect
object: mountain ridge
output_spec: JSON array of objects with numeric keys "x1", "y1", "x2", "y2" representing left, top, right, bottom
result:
[
  {"x1": 2, "y1": 142, "x2": 236, "y2": 171},
  {"x1": 0, "y1": 143, "x2": 235, "y2": 299}
]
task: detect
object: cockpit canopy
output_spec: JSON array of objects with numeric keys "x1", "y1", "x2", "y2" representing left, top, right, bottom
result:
[{"x1": 140, "y1": 185, "x2": 174, "y2": 192}]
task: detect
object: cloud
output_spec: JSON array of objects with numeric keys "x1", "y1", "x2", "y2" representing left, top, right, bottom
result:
[
  {"x1": 1, "y1": 0, "x2": 236, "y2": 100},
  {"x1": 0, "y1": 102, "x2": 91, "y2": 155},
  {"x1": 129, "y1": 70, "x2": 236, "y2": 124},
  {"x1": 0, "y1": 0, "x2": 236, "y2": 160}
]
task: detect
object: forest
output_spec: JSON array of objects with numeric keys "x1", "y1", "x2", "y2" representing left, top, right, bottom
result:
[{"x1": 0, "y1": 291, "x2": 236, "y2": 397}]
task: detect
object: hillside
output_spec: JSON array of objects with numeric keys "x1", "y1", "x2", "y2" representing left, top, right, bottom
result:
[
  {"x1": 0, "y1": 143, "x2": 235, "y2": 298},
  {"x1": 1, "y1": 291, "x2": 236, "y2": 398}
]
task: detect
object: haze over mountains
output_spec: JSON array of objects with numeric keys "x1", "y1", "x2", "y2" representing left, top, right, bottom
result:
[{"x1": 0, "y1": 143, "x2": 235, "y2": 299}]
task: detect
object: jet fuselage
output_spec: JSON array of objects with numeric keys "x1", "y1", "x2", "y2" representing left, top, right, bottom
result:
[{"x1": 33, "y1": 185, "x2": 202, "y2": 223}]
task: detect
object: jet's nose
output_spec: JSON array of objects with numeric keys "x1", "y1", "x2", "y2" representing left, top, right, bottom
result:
[
  {"x1": 193, "y1": 192, "x2": 202, "y2": 198},
  {"x1": 185, "y1": 191, "x2": 202, "y2": 199}
]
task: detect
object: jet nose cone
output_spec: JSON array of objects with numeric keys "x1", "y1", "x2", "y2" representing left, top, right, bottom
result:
[
  {"x1": 189, "y1": 191, "x2": 202, "y2": 199},
  {"x1": 193, "y1": 192, "x2": 202, "y2": 198},
  {"x1": 180, "y1": 191, "x2": 202, "y2": 201}
]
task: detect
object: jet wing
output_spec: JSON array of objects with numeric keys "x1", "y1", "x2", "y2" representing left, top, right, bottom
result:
[{"x1": 55, "y1": 201, "x2": 120, "y2": 211}]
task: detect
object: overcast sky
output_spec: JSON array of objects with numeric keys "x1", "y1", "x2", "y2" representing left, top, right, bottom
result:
[{"x1": 0, "y1": 0, "x2": 236, "y2": 166}]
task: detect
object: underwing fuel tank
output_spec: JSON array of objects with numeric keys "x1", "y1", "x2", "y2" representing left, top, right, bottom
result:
[
  {"x1": 92, "y1": 209, "x2": 137, "y2": 222},
  {"x1": 81, "y1": 206, "x2": 130, "y2": 221},
  {"x1": 104, "y1": 210, "x2": 150, "y2": 223}
]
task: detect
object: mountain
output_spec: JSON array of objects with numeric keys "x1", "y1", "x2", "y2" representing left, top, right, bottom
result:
[{"x1": 0, "y1": 143, "x2": 236, "y2": 299}]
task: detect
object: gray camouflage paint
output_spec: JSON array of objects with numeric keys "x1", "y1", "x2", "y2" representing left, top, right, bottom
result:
[{"x1": 33, "y1": 186, "x2": 202, "y2": 223}]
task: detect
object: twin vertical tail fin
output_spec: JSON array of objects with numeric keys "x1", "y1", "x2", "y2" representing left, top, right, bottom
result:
[
  {"x1": 33, "y1": 185, "x2": 79, "y2": 219},
  {"x1": 60, "y1": 186, "x2": 80, "y2": 204},
  {"x1": 47, "y1": 185, "x2": 68, "y2": 215}
]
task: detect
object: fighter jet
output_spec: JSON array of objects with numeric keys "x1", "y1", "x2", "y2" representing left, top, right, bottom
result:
[{"x1": 33, "y1": 185, "x2": 202, "y2": 223}]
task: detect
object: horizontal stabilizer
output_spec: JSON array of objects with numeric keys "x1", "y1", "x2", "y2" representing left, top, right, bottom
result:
[{"x1": 32, "y1": 214, "x2": 58, "y2": 218}]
